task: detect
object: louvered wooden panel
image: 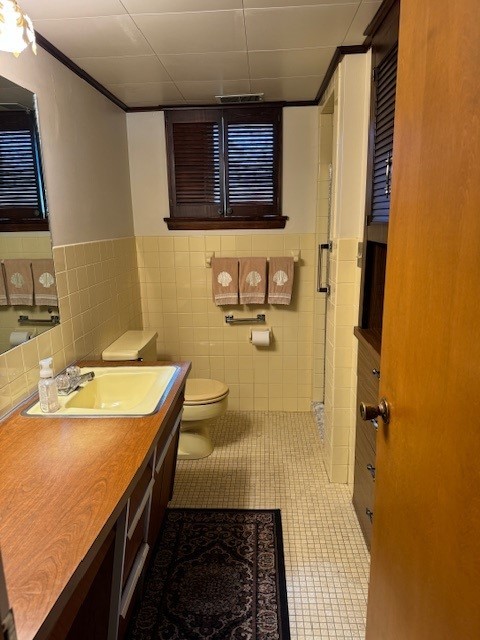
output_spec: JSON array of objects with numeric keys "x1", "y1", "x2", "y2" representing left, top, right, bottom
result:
[
  {"x1": 371, "y1": 43, "x2": 398, "y2": 223},
  {"x1": 224, "y1": 107, "x2": 281, "y2": 217},
  {"x1": 170, "y1": 121, "x2": 221, "y2": 218},
  {"x1": 0, "y1": 111, "x2": 45, "y2": 218},
  {"x1": 165, "y1": 107, "x2": 282, "y2": 221},
  {"x1": 226, "y1": 122, "x2": 275, "y2": 208}
]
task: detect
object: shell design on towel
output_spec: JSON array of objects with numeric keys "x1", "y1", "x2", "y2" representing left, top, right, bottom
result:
[
  {"x1": 273, "y1": 270, "x2": 288, "y2": 286},
  {"x1": 10, "y1": 273, "x2": 25, "y2": 288},
  {"x1": 39, "y1": 272, "x2": 55, "y2": 288},
  {"x1": 246, "y1": 271, "x2": 262, "y2": 287},
  {"x1": 217, "y1": 271, "x2": 232, "y2": 287}
]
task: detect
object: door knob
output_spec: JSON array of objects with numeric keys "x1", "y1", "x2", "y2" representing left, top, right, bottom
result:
[{"x1": 360, "y1": 398, "x2": 390, "y2": 424}]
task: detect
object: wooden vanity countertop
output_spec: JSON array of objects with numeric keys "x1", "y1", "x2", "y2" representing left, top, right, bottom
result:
[{"x1": 0, "y1": 360, "x2": 190, "y2": 640}]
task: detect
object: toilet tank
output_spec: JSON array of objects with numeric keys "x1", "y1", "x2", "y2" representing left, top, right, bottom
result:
[{"x1": 102, "y1": 330, "x2": 158, "y2": 362}]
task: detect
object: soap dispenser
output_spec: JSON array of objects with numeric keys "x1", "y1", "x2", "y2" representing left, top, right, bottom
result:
[{"x1": 38, "y1": 358, "x2": 60, "y2": 413}]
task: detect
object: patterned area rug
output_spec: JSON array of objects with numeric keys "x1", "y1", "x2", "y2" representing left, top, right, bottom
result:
[{"x1": 128, "y1": 508, "x2": 290, "y2": 640}]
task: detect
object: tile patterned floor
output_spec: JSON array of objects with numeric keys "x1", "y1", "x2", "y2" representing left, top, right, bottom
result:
[{"x1": 171, "y1": 411, "x2": 370, "y2": 640}]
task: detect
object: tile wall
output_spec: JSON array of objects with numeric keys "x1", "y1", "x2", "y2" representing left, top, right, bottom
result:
[
  {"x1": 137, "y1": 233, "x2": 316, "y2": 411},
  {"x1": 323, "y1": 238, "x2": 361, "y2": 483},
  {"x1": 312, "y1": 111, "x2": 333, "y2": 401},
  {"x1": 0, "y1": 237, "x2": 142, "y2": 418},
  {"x1": 315, "y1": 56, "x2": 369, "y2": 484},
  {"x1": 0, "y1": 233, "x2": 55, "y2": 353}
]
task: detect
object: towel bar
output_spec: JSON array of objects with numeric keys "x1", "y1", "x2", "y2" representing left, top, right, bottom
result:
[
  {"x1": 206, "y1": 250, "x2": 300, "y2": 267},
  {"x1": 225, "y1": 314, "x2": 266, "y2": 325},
  {"x1": 18, "y1": 314, "x2": 60, "y2": 326}
]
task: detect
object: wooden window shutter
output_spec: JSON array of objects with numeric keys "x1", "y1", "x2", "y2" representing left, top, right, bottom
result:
[
  {"x1": 224, "y1": 107, "x2": 282, "y2": 217},
  {"x1": 165, "y1": 109, "x2": 223, "y2": 219},
  {"x1": 165, "y1": 107, "x2": 282, "y2": 224},
  {"x1": 0, "y1": 110, "x2": 46, "y2": 221},
  {"x1": 370, "y1": 42, "x2": 398, "y2": 223}
]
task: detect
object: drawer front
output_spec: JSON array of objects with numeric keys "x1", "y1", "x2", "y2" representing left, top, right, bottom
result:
[
  {"x1": 355, "y1": 400, "x2": 378, "y2": 454},
  {"x1": 357, "y1": 340, "x2": 381, "y2": 385},
  {"x1": 356, "y1": 341, "x2": 381, "y2": 454},
  {"x1": 123, "y1": 501, "x2": 150, "y2": 589},
  {"x1": 127, "y1": 457, "x2": 154, "y2": 531},
  {"x1": 354, "y1": 338, "x2": 380, "y2": 549},
  {"x1": 352, "y1": 455, "x2": 375, "y2": 549},
  {"x1": 149, "y1": 422, "x2": 180, "y2": 546}
]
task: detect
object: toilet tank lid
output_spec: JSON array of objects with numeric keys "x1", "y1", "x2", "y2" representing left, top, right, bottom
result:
[
  {"x1": 185, "y1": 378, "x2": 229, "y2": 403},
  {"x1": 102, "y1": 330, "x2": 158, "y2": 361}
]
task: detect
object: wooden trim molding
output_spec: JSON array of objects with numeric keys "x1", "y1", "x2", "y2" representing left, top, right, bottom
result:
[
  {"x1": 316, "y1": 44, "x2": 370, "y2": 105},
  {"x1": 164, "y1": 216, "x2": 288, "y2": 230},
  {"x1": 0, "y1": 220, "x2": 50, "y2": 232},
  {"x1": 363, "y1": 0, "x2": 399, "y2": 43},
  {"x1": 35, "y1": 30, "x2": 370, "y2": 113},
  {"x1": 127, "y1": 100, "x2": 316, "y2": 113},
  {"x1": 35, "y1": 32, "x2": 129, "y2": 112}
]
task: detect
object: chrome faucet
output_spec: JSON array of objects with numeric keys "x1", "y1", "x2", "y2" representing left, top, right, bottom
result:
[{"x1": 56, "y1": 366, "x2": 95, "y2": 396}]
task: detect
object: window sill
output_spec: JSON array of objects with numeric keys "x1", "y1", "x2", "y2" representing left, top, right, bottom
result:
[
  {"x1": 164, "y1": 216, "x2": 288, "y2": 231},
  {"x1": 0, "y1": 219, "x2": 49, "y2": 232}
]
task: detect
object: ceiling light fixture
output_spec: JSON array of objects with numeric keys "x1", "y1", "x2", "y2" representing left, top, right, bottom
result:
[{"x1": 0, "y1": 0, "x2": 36, "y2": 57}]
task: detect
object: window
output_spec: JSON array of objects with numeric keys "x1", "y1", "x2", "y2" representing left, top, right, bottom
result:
[
  {"x1": 164, "y1": 107, "x2": 286, "y2": 230},
  {"x1": 0, "y1": 109, "x2": 48, "y2": 231}
]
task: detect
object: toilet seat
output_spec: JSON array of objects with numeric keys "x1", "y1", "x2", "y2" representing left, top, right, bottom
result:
[{"x1": 184, "y1": 378, "x2": 229, "y2": 406}]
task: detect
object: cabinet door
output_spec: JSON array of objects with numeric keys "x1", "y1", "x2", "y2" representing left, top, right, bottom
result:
[
  {"x1": 364, "y1": 0, "x2": 400, "y2": 226},
  {"x1": 369, "y1": 43, "x2": 398, "y2": 224},
  {"x1": 0, "y1": 549, "x2": 14, "y2": 640},
  {"x1": 149, "y1": 416, "x2": 181, "y2": 546}
]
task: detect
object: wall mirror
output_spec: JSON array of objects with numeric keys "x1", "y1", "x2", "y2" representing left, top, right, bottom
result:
[{"x1": 0, "y1": 75, "x2": 58, "y2": 355}]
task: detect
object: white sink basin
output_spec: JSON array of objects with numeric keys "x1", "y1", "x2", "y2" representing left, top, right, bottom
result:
[{"x1": 25, "y1": 366, "x2": 179, "y2": 417}]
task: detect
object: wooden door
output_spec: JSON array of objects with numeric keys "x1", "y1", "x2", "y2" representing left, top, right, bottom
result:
[{"x1": 366, "y1": 0, "x2": 480, "y2": 638}]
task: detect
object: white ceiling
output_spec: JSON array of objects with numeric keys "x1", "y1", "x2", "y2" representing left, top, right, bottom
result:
[{"x1": 21, "y1": 0, "x2": 381, "y2": 108}]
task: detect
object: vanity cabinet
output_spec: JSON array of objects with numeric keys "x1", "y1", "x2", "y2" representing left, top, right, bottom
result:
[
  {"x1": 57, "y1": 400, "x2": 183, "y2": 640},
  {"x1": 0, "y1": 361, "x2": 192, "y2": 640},
  {"x1": 353, "y1": 0, "x2": 399, "y2": 549},
  {"x1": 352, "y1": 333, "x2": 380, "y2": 548},
  {"x1": 115, "y1": 397, "x2": 183, "y2": 640}
]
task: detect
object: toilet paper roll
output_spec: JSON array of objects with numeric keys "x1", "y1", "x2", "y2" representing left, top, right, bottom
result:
[
  {"x1": 10, "y1": 330, "x2": 33, "y2": 347},
  {"x1": 251, "y1": 329, "x2": 270, "y2": 347}
]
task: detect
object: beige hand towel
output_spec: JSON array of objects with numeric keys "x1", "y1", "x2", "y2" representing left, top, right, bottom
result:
[
  {"x1": 32, "y1": 259, "x2": 57, "y2": 306},
  {"x1": 212, "y1": 257, "x2": 239, "y2": 306},
  {"x1": 239, "y1": 257, "x2": 267, "y2": 304},
  {"x1": 3, "y1": 259, "x2": 33, "y2": 306},
  {"x1": 0, "y1": 263, "x2": 8, "y2": 306},
  {"x1": 268, "y1": 256, "x2": 295, "y2": 305}
]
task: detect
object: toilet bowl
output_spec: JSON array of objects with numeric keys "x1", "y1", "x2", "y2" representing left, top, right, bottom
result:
[{"x1": 179, "y1": 378, "x2": 229, "y2": 460}]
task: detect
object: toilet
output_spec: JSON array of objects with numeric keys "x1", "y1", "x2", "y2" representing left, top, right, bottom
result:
[
  {"x1": 179, "y1": 378, "x2": 229, "y2": 460},
  {"x1": 102, "y1": 331, "x2": 228, "y2": 460}
]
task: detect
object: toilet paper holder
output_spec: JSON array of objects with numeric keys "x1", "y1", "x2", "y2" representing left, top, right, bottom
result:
[{"x1": 250, "y1": 327, "x2": 272, "y2": 346}]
